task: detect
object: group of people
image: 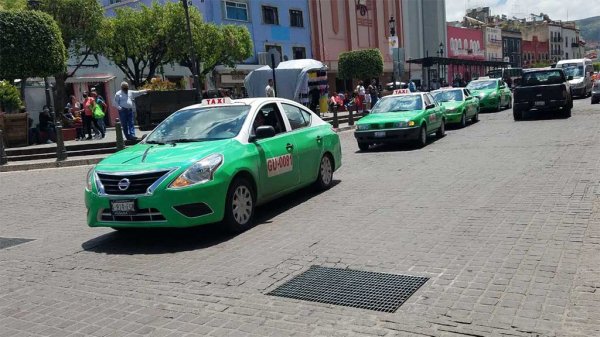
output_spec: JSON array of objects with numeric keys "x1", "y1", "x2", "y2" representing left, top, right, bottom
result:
[
  {"x1": 328, "y1": 79, "x2": 381, "y2": 113},
  {"x1": 64, "y1": 88, "x2": 106, "y2": 141}
]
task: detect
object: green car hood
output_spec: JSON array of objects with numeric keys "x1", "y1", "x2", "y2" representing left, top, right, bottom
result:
[
  {"x1": 469, "y1": 88, "x2": 495, "y2": 97},
  {"x1": 357, "y1": 110, "x2": 424, "y2": 124},
  {"x1": 439, "y1": 101, "x2": 464, "y2": 110},
  {"x1": 96, "y1": 139, "x2": 236, "y2": 171}
]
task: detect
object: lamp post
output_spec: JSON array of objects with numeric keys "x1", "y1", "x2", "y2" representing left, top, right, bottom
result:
[
  {"x1": 439, "y1": 42, "x2": 444, "y2": 85},
  {"x1": 181, "y1": 0, "x2": 201, "y2": 101},
  {"x1": 389, "y1": 16, "x2": 396, "y2": 89}
]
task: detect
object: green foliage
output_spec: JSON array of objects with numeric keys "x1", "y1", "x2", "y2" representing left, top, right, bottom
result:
[
  {"x1": 0, "y1": 0, "x2": 26, "y2": 10},
  {"x1": 575, "y1": 16, "x2": 600, "y2": 45},
  {"x1": 338, "y1": 49, "x2": 384, "y2": 80},
  {"x1": 594, "y1": 63, "x2": 600, "y2": 72},
  {"x1": 141, "y1": 77, "x2": 177, "y2": 91},
  {"x1": 99, "y1": 1, "x2": 187, "y2": 87},
  {"x1": 0, "y1": 10, "x2": 66, "y2": 80},
  {"x1": 530, "y1": 60, "x2": 553, "y2": 68},
  {"x1": 0, "y1": 80, "x2": 22, "y2": 113}
]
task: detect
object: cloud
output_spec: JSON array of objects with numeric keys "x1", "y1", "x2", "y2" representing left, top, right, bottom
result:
[{"x1": 445, "y1": 0, "x2": 600, "y2": 22}]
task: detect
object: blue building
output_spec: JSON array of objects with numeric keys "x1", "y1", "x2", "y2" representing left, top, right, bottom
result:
[{"x1": 100, "y1": 0, "x2": 313, "y2": 93}]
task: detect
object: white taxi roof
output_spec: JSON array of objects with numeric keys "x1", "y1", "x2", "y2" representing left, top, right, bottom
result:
[{"x1": 182, "y1": 97, "x2": 302, "y2": 110}]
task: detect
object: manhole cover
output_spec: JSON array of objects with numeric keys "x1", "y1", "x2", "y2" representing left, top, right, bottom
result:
[
  {"x1": 0, "y1": 237, "x2": 34, "y2": 250},
  {"x1": 267, "y1": 265, "x2": 428, "y2": 312}
]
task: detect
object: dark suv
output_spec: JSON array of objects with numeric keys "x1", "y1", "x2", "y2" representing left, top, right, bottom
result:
[
  {"x1": 513, "y1": 69, "x2": 573, "y2": 120},
  {"x1": 592, "y1": 81, "x2": 600, "y2": 104}
]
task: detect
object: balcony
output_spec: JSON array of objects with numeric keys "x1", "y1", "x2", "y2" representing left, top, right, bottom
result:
[{"x1": 571, "y1": 42, "x2": 580, "y2": 48}]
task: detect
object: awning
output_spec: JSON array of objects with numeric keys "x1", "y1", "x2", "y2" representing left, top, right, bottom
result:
[
  {"x1": 407, "y1": 57, "x2": 510, "y2": 68},
  {"x1": 66, "y1": 73, "x2": 116, "y2": 84}
]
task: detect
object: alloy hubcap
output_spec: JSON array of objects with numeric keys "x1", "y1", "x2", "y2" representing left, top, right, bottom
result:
[
  {"x1": 320, "y1": 156, "x2": 332, "y2": 185},
  {"x1": 232, "y1": 185, "x2": 252, "y2": 225}
]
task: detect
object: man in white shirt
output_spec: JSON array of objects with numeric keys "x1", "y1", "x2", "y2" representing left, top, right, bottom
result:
[
  {"x1": 265, "y1": 79, "x2": 275, "y2": 97},
  {"x1": 113, "y1": 81, "x2": 148, "y2": 140}
]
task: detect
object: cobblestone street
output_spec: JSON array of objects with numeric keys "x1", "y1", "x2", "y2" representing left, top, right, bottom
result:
[{"x1": 1, "y1": 99, "x2": 599, "y2": 337}]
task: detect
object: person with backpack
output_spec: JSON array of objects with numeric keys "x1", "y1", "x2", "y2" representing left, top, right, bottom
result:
[
  {"x1": 82, "y1": 91, "x2": 104, "y2": 140},
  {"x1": 91, "y1": 91, "x2": 106, "y2": 139}
]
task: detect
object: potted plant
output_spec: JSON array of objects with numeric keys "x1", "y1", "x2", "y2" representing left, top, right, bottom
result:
[{"x1": 0, "y1": 81, "x2": 28, "y2": 147}]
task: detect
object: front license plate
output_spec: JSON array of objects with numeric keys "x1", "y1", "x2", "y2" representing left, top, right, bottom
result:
[
  {"x1": 374, "y1": 131, "x2": 386, "y2": 138},
  {"x1": 110, "y1": 199, "x2": 137, "y2": 216},
  {"x1": 534, "y1": 101, "x2": 545, "y2": 106}
]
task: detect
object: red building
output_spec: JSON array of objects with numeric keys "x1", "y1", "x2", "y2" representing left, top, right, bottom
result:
[
  {"x1": 522, "y1": 36, "x2": 549, "y2": 67},
  {"x1": 447, "y1": 25, "x2": 485, "y2": 82}
]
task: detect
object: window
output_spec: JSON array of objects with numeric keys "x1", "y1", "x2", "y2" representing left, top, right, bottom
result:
[
  {"x1": 225, "y1": 1, "x2": 248, "y2": 21},
  {"x1": 262, "y1": 6, "x2": 279, "y2": 25},
  {"x1": 254, "y1": 103, "x2": 286, "y2": 135},
  {"x1": 289, "y1": 9, "x2": 304, "y2": 27},
  {"x1": 281, "y1": 103, "x2": 311, "y2": 130},
  {"x1": 292, "y1": 47, "x2": 306, "y2": 60},
  {"x1": 265, "y1": 44, "x2": 282, "y2": 61}
]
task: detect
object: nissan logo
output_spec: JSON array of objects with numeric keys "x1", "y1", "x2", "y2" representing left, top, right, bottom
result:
[{"x1": 117, "y1": 178, "x2": 130, "y2": 191}]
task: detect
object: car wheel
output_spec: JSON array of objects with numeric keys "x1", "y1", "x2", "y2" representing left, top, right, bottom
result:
[
  {"x1": 357, "y1": 142, "x2": 370, "y2": 152},
  {"x1": 460, "y1": 113, "x2": 467, "y2": 128},
  {"x1": 472, "y1": 111, "x2": 479, "y2": 123},
  {"x1": 496, "y1": 100, "x2": 502, "y2": 112},
  {"x1": 513, "y1": 108, "x2": 523, "y2": 121},
  {"x1": 563, "y1": 107, "x2": 572, "y2": 118},
  {"x1": 315, "y1": 154, "x2": 334, "y2": 190},
  {"x1": 416, "y1": 125, "x2": 427, "y2": 148},
  {"x1": 223, "y1": 177, "x2": 255, "y2": 233},
  {"x1": 436, "y1": 120, "x2": 446, "y2": 138},
  {"x1": 508, "y1": 98, "x2": 512, "y2": 109}
]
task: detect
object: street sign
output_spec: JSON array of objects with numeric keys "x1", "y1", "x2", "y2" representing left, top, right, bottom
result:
[{"x1": 388, "y1": 36, "x2": 399, "y2": 55}]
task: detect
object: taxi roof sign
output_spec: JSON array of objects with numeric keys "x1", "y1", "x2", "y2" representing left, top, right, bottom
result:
[
  {"x1": 201, "y1": 97, "x2": 233, "y2": 105},
  {"x1": 392, "y1": 89, "x2": 411, "y2": 95}
]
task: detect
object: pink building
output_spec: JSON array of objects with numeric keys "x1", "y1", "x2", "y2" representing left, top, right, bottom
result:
[
  {"x1": 447, "y1": 25, "x2": 486, "y2": 82},
  {"x1": 309, "y1": 0, "x2": 404, "y2": 91}
]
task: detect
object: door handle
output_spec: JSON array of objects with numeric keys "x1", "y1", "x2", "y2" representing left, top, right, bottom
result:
[
  {"x1": 286, "y1": 143, "x2": 294, "y2": 151},
  {"x1": 316, "y1": 136, "x2": 322, "y2": 142}
]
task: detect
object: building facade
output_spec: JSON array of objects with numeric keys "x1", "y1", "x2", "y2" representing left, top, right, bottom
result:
[
  {"x1": 521, "y1": 36, "x2": 549, "y2": 66},
  {"x1": 446, "y1": 24, "x2": 485, "y2": 82},
  {"x1": 485, "y1": 26, "x2": 503, "y2": 61},
  {"x1": 501, "y1": 29, "x2": 522, "y2": 68}
]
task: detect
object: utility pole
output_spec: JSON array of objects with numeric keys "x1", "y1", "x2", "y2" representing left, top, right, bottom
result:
[{"x1": 181, "y1": 0, "x2": 201, "y2": 101}]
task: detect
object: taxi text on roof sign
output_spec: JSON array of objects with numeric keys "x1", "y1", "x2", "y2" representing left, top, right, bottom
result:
[
  {"x1": 201, "y1": 97, "x2": 233, "y2": 105},
  {"x1": 392, "y1": 89, "x2": 411, "y2": 95}
]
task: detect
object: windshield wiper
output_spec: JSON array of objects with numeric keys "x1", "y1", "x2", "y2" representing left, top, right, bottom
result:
[
  {"x1": 165, "y1": 138, "x2": 203, "y2": 143},
  {"x1": 145, "y1": 140, "x2": 166, "y2": 145}
]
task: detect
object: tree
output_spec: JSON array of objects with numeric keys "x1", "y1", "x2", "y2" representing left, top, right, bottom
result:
[
  {"x1": 36, "y1": 0, "x2": 104, "y2": 110},
  {"x1": 338, "y1": 49, "x2": 384, "y2": 81},
  {"x1": 99, "y1": 2, "x2": 187, "y2": 88},
  {"x1": 0, "y1": 0, "x2": 26, "y2": 10},
  {"x1": 0, "y1": 80, "x2": 22, "y2": 112},
  {"x1": 0, "y1": 10, "x2": 66, "y2": 81}
]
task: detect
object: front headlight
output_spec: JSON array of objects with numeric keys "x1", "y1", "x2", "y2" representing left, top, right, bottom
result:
[
  {"x1": 86, "y1": 167, "x2": 94, "y2": 191},
  {"x1": 170, "y1": 154, "x2": 224, "y2": 188},
  {"x1": 478, "y1": 93, "x2": 486, "y2": 98},
  {"x1": 357, "y1": 124, "x2": 370, "y2": 131},
  {"x1": 408, "y1": 121, "x2": 415, "y2": 127},
  {"x1": 393, "y1": 121, "x2": 407, "y2": 128},
  {"x1": 489, "y1": 92, "x2": 497, "y2": 98},
  {"x1": 447, "y1": 107, "x2": 457, "y2": 113}
]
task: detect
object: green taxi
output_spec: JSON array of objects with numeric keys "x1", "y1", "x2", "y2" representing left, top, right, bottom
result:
[
  {"x1": 431, "y1": 88, "x2": 480, "y2": 127},
  {"x1": 85, "y1": 97, "x2": 342, "y2": 233},
  {"x1": 466, "y1": 78, "x2": 512, "y2": 111},
  {"x1": 354, "y1": 91, "x2": 446, "y2": 150}
]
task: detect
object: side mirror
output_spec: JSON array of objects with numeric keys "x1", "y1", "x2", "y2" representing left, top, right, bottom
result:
[
  {"x1": 568, "y1": 75, "x2": 574, "y2": 81},
  {"x1": 363, "y1": 110, "x2": 370, "y2": 115},
  {"x1": 465, "y1": 96, "x2": 472, "y2": 101},
  {"x1": 254, "y1": 125, "x2": 276, "y2": 140},
  {"x1": 140, "y1": 134, "x2": 148, "y2": 141},
  {"x1": 426, "y1": 104, "x2": 435, "y2": 109}
]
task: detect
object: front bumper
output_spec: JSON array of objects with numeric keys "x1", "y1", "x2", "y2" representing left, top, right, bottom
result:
[
  {"x1": 354, "y1": 127, "x2": 421, "y2": 143},
  {"x1": 514, "y1": 99, "x2": 569, "y2": 112},
  {"x1": 85, "y1": 178, "x2": 228, "y2": 228},
  {"x1": 444, "y1": 111, "x2": 463, "y2": 123},
  {"x1": 571, "y1": 86, "x2": 586, "y2": 97}
]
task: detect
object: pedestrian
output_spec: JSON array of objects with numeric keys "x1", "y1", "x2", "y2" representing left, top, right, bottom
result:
[
  {"x1": 408, "y1": 79, "x2": 416, "y2": 92},
  {"x1": 38, "y1": 106, "x2": 56, "y2": 143},
  {"x1": 368, "y1": 79, "x2": 379, "y2": 108},
  {"x1": 90, "y1": 91, "x2": 105, "y2": 139},
  {"x1": 309, "y1": 87, "x2": 320, "y2": 115},
  {"x1": 114, "y1": 81, "x2": 148, "y2": 141},
  {"x1": 265, "y1": 79, "x2": 275, "y2": 97},
  {"x1": 82, "y1": 92, "x2": 101, "y2": 140},
  {"x1": 356, "y1": 81, "x2": 365, "y2": 112}
]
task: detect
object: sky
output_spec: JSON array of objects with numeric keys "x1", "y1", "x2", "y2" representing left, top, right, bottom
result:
[{"x1": 445, "y1": 0, "x2": 600, "y2": 22}]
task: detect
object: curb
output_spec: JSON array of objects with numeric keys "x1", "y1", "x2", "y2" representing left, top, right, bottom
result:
[
  {"x1": 0, "y1": 157, "x2": 104, "y2": 173},
  {"x1": 334, "y1": 125, "x2": 356, "y2": 132}
]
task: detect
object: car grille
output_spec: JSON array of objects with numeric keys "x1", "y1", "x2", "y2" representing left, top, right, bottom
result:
[
  {"x1": 370, "y1": 123, "x2": 395, "y2": 130},
  {"x1": 100, "y1": 208, "x2": 166, "y2": 222},
  {"x1": 96, "y1": 170, "x2": 170, "y2": 195}
]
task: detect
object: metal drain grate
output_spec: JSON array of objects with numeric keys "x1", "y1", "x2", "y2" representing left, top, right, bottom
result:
[
  {"x1": 267, "y1": 265, "x2": 428, "y2": 313},
  {"x1": 0, "y1": 237, "x2": 34, "y2": 250}
]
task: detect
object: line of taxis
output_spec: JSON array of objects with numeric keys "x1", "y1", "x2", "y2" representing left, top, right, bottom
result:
[{"x1": 84, "y1": 78, "x2": 511, "y2": 232}]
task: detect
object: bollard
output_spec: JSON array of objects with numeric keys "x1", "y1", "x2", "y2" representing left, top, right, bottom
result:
[
  {"x1": 332, "y1": 105, "x2": 339, "y2": 129},
  {"x1": 55, "y1": 121, "x2": 68, "y2": 161},
  {"x1": 0, "y1": 129, "x2": 7, "y2": 165},
  {"x1": 115, "y1": 118, "x2": 125, "y2": 150},
  {"x1": 348, "y1": 106, "x2": 354, "y2": 126}
]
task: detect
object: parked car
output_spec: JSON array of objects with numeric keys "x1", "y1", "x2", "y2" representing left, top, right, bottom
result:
[
  {"x1": 512, "y1": 68, "x2": 573, "y2": 120},
  {"x1": 591, "y1": 81, "x2": 600, "y2": 104},
  {"x1": 556, "y1": 58, "x2": 594, "y2": 98},
  {"x1": 466, "y1": 78, "x2": 512, "y2": 111},
  {"x1": 431, "y1": 88, "x2": 480, "y2": 127}
]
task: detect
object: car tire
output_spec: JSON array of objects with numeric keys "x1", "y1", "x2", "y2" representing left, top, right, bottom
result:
[
  {"x1": 513, "y1": 108, "x2": 523, "y2": 121},
  {"x1": 223, "y1": 177, "x2": 255, "y2": 233},
  {"x1": 357, "y1": 142, "x2": 370, "y2": 152},
  {"x1": 315, "y1": 154, "x2": 334, "y2": 190},
  {"x1": 416, "y1": 125, "x2": 427, "y2": 148},
  {"x1": 563, "y1": 107, "x2": 572, "y2": 118},
  {"x1": 508, "y1": 98, "x2": 512, "y2": 109},
  {"x1": 472, "y1": 111, "x2": 479, "y2": 123},
  {"x1": 436, "y1": 120, "x2": 446, "y2": 138},
  {"x1": 460, "y1": 113, "x2": 467, "y2": 128}
]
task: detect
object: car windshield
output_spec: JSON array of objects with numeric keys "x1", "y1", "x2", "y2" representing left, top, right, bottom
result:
[
  {"x1": 371, "y1": 95, "x2": 423, "y2": 113},
  {"x1": 521, "y1": 70, "x2": 565, "y2": 86},
  {"x1": 467, "y1": 80, "x2": 497, "y2": 90},
  {"x1": 432, "y1": 90, "x2": 463, "y2": 102},
  {"x1": 561, "y1": 64, "x2": 584, "y2": 78},
  {"x1": 145, "y1": 105, "x2": 250, "y2": 143},
  {"x1": 487, "y1": 70, "x2": 502, "y2": 78}
]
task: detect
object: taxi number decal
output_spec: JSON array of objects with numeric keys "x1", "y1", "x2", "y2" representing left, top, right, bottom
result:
[
  {"x1": 429, "y1": 114, "x2": 437, "y2": 122},
  {"x1": 267, "y1": 154, "x2": 293, "y2": 177}
]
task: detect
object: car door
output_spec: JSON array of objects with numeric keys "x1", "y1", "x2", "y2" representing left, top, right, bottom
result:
[
  {"x1": 279, "y1": 102, "x2": 322, "y2": 185},
  {"x1": 425, "y1": 93, "x2": 443, "y2": 130},
  {"x1": 253, "y1": 103, "x2": 300, "y2": 198},
  {"x1": 462, "y1": 89, "x2": 473, "y2": 117}
]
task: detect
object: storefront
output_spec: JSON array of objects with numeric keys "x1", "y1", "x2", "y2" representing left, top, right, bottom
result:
[
  {"x1": 214, "y1": 65, "x2": 264, "y2": 98},
  {"x1": 66, "y1": 73, "x2": 117, "y2": 126}
]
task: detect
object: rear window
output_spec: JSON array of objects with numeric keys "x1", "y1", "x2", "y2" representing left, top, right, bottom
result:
[{"x1": 521, "y1": 71, "x2": 565, "y2": 86}]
